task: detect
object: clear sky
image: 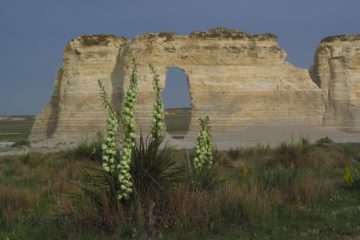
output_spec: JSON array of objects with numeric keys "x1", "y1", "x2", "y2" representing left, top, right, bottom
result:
[{"x1": 0, "y1": 0, "x2": 359, "y2": 115}]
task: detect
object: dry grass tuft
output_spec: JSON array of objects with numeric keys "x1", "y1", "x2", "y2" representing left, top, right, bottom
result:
[{"x1": 0, "y1": 186, "x2": 37, "y2": 225}]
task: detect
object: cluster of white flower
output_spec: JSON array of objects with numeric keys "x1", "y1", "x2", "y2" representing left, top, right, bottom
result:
[
  {"x1": 149, "y1": 65, "x2": 164, "y2": 140},
  {"x1": 99, "y1": 61, "x2": 214, "y2": 201},
  {"x1": 98, "y1": 80, "x2": 119, "y2": 174},
  {"x1": 193, "y1": 116, "x2": 213, "y2": 172},
  {"x1": 117, "y1": 60, "x2": 138, "y2": 200},
  {"x1": 102, "y1": 111, "x2": 118, "y2": 173}
]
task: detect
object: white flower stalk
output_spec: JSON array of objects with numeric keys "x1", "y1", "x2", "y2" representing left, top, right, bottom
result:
[
  {"x1": 98, "y1": 80, "x2": 119, "y2": 174},
  {"x1": 117, "y1": 59, "x2": 138, "y2": 200},
  {"x1": 102, "y1": 111, "x2": 119, "y2": 173},
  {"x1": 193, "y1": 116, "x2": 213, "y2": 172},
  {"x1": 149, "y1": 64, "x2": 165, "y2": 140}
]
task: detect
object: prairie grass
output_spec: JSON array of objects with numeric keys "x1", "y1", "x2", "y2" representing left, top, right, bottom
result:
[{"x1": 1, "y1": 140, "x2": 360, "y2": 239}]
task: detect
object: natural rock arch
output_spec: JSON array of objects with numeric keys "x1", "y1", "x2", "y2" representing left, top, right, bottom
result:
[
  {"x1": 162, "y1": 66, "x2": 192, "y2": 138},
  {"x1": 29, "y1": 28, "x2": 360, "y2": 147}
]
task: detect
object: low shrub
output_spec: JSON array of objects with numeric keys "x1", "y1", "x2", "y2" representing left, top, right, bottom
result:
[
  {"x1": 64, "y1": 135, "x2": 103, "y2": 161},
  {"x1": 227, "y1": 148, "x2": 241, "y2": 160},
  {"x1": 315, "y1": 136, "x2": 334, "y2": 147},
  {"x1": 274, "y1": 140, "x2": 313, "y2": 168}
]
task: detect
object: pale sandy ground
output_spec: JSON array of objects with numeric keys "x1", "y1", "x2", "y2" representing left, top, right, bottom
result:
[
  {"x1": 1, "y1": 124, "x2": 360, "y2": 156},
  {"x1": 171, "y1": 124, "x2": 360, "y2": 149},
  {"x1": 0, "y1": 142, "x2": 25, "y2": 156},
  {"x1": 0, "y1": 142, "x2": 15, "y2": 148}
]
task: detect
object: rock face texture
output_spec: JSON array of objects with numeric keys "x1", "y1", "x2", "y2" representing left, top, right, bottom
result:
[
  {"x1": 311, "y1": 35, "x2": 360, "y2": 131},
  {"x1": 30, "y1": 35, "x2": 127, "y2": 146},
  {"x1": 30, "y1": 28, "x2": 325, "y2": 147}
]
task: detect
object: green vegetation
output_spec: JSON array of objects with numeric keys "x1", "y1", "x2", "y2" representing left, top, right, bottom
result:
[
  {"x1": 0, "y1": 107, "x2": 190, "y2": 144},
  {"x1": 1, "y1": 141, "x2": 360, "y2": 239},
  {"x1": 164, "y1": 108, "x2": 191, "y2": 137},
  {"x1": 0, "y1": 116, "x2": 34, "y2": 141},
  {"x1": 193, "y1": 116, "x2": 213, "y2": 172},
  {"x1": 0, "y1": 111, "x2": 191, "y2": 143}
]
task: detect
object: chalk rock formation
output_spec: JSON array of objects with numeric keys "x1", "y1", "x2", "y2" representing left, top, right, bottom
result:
[
  {"x1": 311, "y1": 35, "x2": 360, "y2": 131},
  {"x1": 30, "y1": 28, "x2": 324, "y2": 147},
  {"x1": 30, "y1": 35, "x2": 127, "y2": 146}
]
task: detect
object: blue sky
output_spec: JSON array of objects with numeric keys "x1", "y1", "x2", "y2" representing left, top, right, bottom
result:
[{"x1": 0, "y1": 0, "x2": 359, "y2": 114}]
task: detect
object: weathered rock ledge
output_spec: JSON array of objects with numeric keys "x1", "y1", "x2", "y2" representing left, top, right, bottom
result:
[{"x1": 320, "y1": 34, "x2": 360, "y2": 43}]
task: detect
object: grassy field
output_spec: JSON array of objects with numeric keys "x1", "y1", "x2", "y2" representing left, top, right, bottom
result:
[
  {"x1": 1, "y1": 138, "x2": 360, "y2": 239},
  {"x1": 164, "y1": 108, "x2": 191, "y2": 138},
  {"x1": 0, "y1": 109, "x2": 190, "y2": 142},
  {"x1": 0, "y1": 116, "x2": 34, "y2": 141}
]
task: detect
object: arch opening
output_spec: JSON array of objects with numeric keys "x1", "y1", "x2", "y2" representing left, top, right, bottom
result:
[{"x1": 161, "y1": 67, "x2": 192, "y2": 139}]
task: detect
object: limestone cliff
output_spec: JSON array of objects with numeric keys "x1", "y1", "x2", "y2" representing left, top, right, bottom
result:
[
  {"x1": 30, "y1": 35, "x2": 127, "y2": 146},
  {"x1": 30, "y1": 28, "x2": 325, "y2": 147},
  {"x1": 310, "y1": 35, "x2": 360, "y2": 131}
]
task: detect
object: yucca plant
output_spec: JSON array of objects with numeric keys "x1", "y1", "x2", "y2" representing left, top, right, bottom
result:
[
  {"x1": 72, "y1": 80, "x2": 123, "y2": 222},
  {"x1": 149, "y1": 64, "x2": 165, "y2": 140},
  {"x1": 131, "y1": 135, "x2": 182, "y2": 195},
  {"x1": 117, "y1": 59, "x2": 139, "y2": 200},
  {"x1": 193, "y1": 116, "x2": 213, "y2": 172},
  {"x1": 75, "y1": 62, "x2": 220, "y2": 233},
  {"x1": 71, "y1": 78, "x2": 125, "y2": 229},
  {"x1": 98, "y1": 80, "x2": 119, "y2": 173},
  {"x1": 188, "y1": 116, "x2": 223, "y2": 191}
]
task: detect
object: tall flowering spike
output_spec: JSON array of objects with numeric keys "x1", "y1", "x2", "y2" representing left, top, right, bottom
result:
[
  {"x1": 193, "y1": 116, "x2": 213, "y2": 172},
  {"x1": 98, "y1": 80, "x2": 119, "y2": 174},
  {"x1": 117, "y1": 59, "x2": 138, "y2": 200},
  {"x1": 149, "y1": 64, "x2": 165, "y2": 140}
]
